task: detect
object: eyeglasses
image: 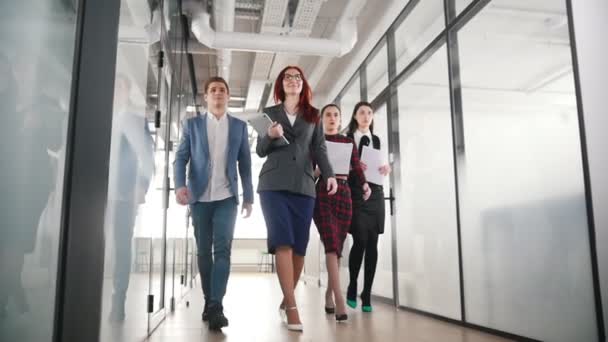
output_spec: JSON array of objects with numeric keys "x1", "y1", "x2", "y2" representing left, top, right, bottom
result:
[{"x1": 283, "y1": 73, "x2": 302, "y2": 82}]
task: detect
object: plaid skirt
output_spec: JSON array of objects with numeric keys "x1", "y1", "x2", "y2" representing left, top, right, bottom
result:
[{"x1": 313, "y1": 179, "x2": 352, "y2": 257}]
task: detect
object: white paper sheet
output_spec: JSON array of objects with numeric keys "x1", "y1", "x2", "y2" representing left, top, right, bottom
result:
[
  {"x1": 247, "y1": 113, "x2": 289, "y2": 145},
  {"x1": 360, "y1": 145, "x2": 386, "y2": 185},
  {"x1": 325, "y1": 141, "x2": 353, "y2": 175}
]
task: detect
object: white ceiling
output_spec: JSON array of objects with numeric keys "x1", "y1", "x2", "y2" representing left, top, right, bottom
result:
[{"x1": 117, "y1": 0, "x2": 578, "y2": 122}]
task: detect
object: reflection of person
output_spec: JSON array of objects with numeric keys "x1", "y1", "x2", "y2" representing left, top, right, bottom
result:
[
  {"x1": 257, "y1": 66, "x2": 338, "y2": 332},
  {"x1": 0, "y1": 54, "x2": 61, "y2": 317},
  {"x1": 174, "y1": 77, "x2": 253, "y2": 331},
  {"x1": 107, "y1": 74, "x2": 155, "y2": 322},
  {"x1": 345, "y1": 101, "x2": 391, "y2": 313},
  {"x1": 313, "y1": 104, "x2": 371, "y2": 323}
]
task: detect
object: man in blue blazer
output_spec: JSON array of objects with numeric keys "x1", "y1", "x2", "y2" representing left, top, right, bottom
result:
[{"x1": 174, "y1": 77, "x2": 253, "y2": 331}]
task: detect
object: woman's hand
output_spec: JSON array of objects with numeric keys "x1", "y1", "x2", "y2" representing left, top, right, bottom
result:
[
  {"x1": 362, "y1": 183, "x2": 371, "y2": 201},
  {"x1": 314, "y1": 166, "x2": 321, "y2": 178},
  {"x1": 326, "y1": 177, "x2": 338, "y2": 195},
  {"x1": 379, "y1": 164, "x2": 391, "y2": 176},
  {"x1": 267, "y1": 121, "x2": 284, "y2": 139},
  {"x1": 360, "y1": 161, "x2": 368, "y2": 171}
]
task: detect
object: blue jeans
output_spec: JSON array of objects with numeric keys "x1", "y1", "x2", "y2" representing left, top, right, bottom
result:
[{"x1": 190, "y1": 197, "x2": 238, "y2": 307}]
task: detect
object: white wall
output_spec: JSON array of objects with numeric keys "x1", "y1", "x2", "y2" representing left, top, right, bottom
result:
[{"x1": 570, "y1": 1, "x2": 608, "y2": 339}]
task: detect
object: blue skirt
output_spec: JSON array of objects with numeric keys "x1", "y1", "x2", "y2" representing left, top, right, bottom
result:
[{"x1": 259, "y1": 191, "x2": 315, "y2": 256}]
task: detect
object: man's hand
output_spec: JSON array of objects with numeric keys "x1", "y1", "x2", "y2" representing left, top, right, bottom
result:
[
  {"x1": 362, "y1": 183, "x2": 372, "y2": 201},
  {"x1": 326, "y1": 177, "x2": 338, "y2": 196},
  {"x1": 268, "y1": 122, "x2": 284, "y2": 139},
  {"x1": 175, "y1": 187, "x2": 191, "y2": 205},
  {"x1": 241, "y1": 202, "x2": 253, "y2": 218}
]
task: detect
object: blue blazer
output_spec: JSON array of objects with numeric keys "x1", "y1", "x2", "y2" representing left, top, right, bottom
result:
[{"x1": 173, "y1": 112, "x2": 254, "y2": 205}]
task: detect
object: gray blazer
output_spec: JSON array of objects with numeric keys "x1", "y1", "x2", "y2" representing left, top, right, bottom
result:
[{"x1": 256, "y1": 104, "x2": 334, "y2": 197}]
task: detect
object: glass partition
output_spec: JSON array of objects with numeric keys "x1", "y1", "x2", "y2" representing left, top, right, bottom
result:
[
  {"x1": 457, "y1": 1, "x2": 597, "y2": 340},
  {"x1": 395, "y1": 44, "x2": 461, "y2": 319},
  {"x1": 394, "y1": 0, "x2": 445, "y2": 73},
  {"x1": 0, "y1": 1, "x2": 79, "y2": 340},
  {"x1": 365, "y1": 41, "x2": 389, "y2": 102}
]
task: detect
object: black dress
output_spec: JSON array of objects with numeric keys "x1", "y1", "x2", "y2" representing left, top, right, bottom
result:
[{"x1": 347, "y1": 133, "x2": 385, "y2": 241}]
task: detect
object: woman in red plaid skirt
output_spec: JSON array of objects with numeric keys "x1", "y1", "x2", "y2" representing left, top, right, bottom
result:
[{"x1": 313, "y1": 104, "x2": 371, "y2": 322}]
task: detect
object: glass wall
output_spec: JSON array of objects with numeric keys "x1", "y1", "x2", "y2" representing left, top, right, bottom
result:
[
  {"x1": 331, "y1": 0, "x2": 603, "y2": 340},
  {"x1": 456, "y1": 0, "x2": 476, "y2": 15},
  {"x1": 365, "y1": 41, "x2": 389, "y2": 101},
  {"x1": 0, "y1": 1, "x2": 78, "y2": 341},
  {"x1": 395, "y1": 44, "x2": 461, "y2": 319},
  {"x1": 99, "y1": 1, "x2": 196, "y2": 340},
  {"x1": 99, "y1": 3, "x2": 159, "y2": 339},
  {"x1": 569, "y1": 0, "x2": 608, "y2": 336},
  {"x1": 340, "y1": 75, "x2": 361, "y2": 114},
  {"x1": 394, "y1": 0, "x2": 445, "y2": 73},
  {"x1": 457, "y1": 1, "x2": 597, "y2": 340}
]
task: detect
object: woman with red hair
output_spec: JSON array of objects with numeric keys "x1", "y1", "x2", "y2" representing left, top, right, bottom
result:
[{"x1": 257, "y1": 66, "x2": 338, "y2": 331}]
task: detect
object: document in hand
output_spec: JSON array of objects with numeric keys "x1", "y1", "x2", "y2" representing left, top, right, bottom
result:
[
  {"x1": 248, "y1": 113, "x2": 290, "y2": 145},
  {"x1": 360, "y1": 145, "x2": 385, "y2": 186},
  {"x1": 325, "y1": 141, "x2": 353, "y2": 175}
]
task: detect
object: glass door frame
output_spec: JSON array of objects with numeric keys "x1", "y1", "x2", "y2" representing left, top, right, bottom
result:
[{"x1": 369, "y1": 94, "x2": 400, "y2": 307}]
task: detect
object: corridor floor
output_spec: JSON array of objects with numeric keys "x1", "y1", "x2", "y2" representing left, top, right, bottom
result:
[{"x1": 147, "y1": 273, "x2": 513, "y2": 342}]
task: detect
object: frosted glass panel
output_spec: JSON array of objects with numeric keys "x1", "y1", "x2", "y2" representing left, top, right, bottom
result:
[
  {"x1": 395, "y1": 45, "x2": 461, "y2": 319},
  {"x1": 458, "y1": 1, "x2": 597, "y2": 340},
  {"x1": 0, "y1": 2, "x2": 78, "y2": 340}
]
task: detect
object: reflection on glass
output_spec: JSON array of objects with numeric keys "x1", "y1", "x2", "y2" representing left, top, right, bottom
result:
[
  {"x1": 99, "y1": 2, "x2": 162, "y2": 338},
  {"x1": 0, "y1": 1, "x2": 77, "y2": 340},
  {"x1": 458, "y1": 1, "x2": 597, "y2": 340},
  {"x1": 100, "y1": 66, "x2": 156, "y2": 341},
  {"x1": 394, "y1": 0, "x2": 445, "y2": 73},
  {"x1": 395, "y1": 45, "x2": 461, "y2": 319},
  {"x1": 109, "y1": 73, "x2": 156, "y2": 319},
  {"x1": 365, "y1": 41, "x2": 389, "y2": 102}
]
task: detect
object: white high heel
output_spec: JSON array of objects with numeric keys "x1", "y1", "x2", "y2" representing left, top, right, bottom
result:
[
  {"x1": 284, "y1": 306, "x2": 303, "y2": 331},
  {"x1": 278, "y1": 305, "x2": 287, "y2": 323}
]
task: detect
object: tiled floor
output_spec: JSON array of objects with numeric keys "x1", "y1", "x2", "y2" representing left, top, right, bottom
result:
[{"x1": 148, "y1": 273, "x2": 513, "y2": 342}]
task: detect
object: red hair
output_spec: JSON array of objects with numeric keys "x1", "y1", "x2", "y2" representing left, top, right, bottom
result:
[{"x1": 273, "y1": 65, "x2": 319, "y2": 123}]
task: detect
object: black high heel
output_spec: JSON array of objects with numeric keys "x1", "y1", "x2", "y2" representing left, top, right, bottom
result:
[
  {"x1": 325, "y1": 306, "x2": 335, "y2": 314},
  {"x1": 335, "y1": 313, "x2": 348, "y2": 322}
]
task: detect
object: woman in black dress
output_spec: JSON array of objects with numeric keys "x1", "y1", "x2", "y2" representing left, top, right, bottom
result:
[
  {"x1": 345, "y1": 101, "x2": 391, "y2": 312},
  {"x1": 313, "y1": 104, "x2": 370, "y2": 322}
]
